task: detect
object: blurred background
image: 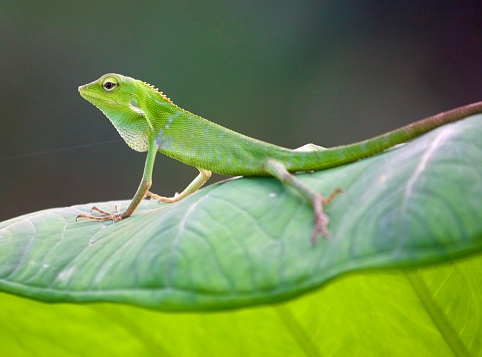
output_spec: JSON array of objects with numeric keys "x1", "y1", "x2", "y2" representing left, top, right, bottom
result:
[{"x1": 1, "y1": 1, "x2": 481, "y2": 221}]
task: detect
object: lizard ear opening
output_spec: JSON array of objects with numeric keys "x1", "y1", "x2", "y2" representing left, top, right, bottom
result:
[{"x1": 101, "y1": 76, "x2": 119, "y2": 92}]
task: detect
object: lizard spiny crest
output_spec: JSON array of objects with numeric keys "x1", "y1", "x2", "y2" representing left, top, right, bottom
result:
[{"x1": 141, "y1": 81, "x2": 173, "y2": 104}]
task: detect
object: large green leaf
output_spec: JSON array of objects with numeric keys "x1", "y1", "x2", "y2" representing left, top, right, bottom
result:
[
  {"x1": 0, "y1": 114, "x2": 481, "y2": 312},
  {"x1": 1, "y1": 252, "x2": 481, "y2": 356}
]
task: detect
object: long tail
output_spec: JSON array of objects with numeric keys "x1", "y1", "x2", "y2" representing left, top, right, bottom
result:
[{"x1": 294, "y1": 101, "x2": 482, "y2": 171}]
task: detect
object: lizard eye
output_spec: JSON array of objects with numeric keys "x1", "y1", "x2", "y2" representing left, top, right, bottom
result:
[{"x1": 101, "y1": 76, "x2": 118, "y2": 92}]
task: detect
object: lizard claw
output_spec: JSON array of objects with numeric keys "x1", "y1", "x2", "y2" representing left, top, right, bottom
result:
[
  {"x1": 310, "y1": 188, "x2": 344, "y2": 245},
  {"x1": 76, "y1": 205, "x2": 123, "y2": 222}
]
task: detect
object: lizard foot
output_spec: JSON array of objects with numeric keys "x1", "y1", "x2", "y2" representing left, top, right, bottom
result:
[
  {"x1": 145, "y1": 191, "x2": 179, "y2": 203},
  {"x1": 311, "y1": 188, "x2": 344, "y2": 244},
  {"x1": 76, "y1": 205, "x2": 124, "y2": 222}
]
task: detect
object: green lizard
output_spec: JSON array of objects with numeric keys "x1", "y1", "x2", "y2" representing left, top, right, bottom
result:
[{"x1": 76, "y1": 73, "x2": 482, "y2": 242}]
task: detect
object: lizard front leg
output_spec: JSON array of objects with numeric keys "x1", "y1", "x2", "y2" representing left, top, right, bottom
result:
[
  {"x1": 76, "y1": 141, "x2": 158, "y2": 223},
  {"x1": 146, "y1": 168, "x2": 212, "y2": 203}
]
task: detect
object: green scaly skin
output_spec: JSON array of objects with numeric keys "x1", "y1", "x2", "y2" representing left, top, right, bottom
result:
[{"x1": 76, "y1": 73, "x2": 482, "y2": 243}]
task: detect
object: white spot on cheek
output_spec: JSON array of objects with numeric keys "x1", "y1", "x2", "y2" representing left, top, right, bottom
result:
[
  {"x1": 131, "y1": 106, "x2": 145, "y2": 115},
  {"x1": 129, "y1": 97, "x2": 145, "y2": 115}
]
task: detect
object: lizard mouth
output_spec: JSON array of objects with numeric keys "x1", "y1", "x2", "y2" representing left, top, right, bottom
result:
[{"x1": 78, "y1": 86, "x2": 121, "y2": 106}]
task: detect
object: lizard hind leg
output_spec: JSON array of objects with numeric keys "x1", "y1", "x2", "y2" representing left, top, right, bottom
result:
[
  {"x1": 146, "y1": 168, "x2": 212, "y2": 203},
  {"x1": 263, "y1": 159, "x2": 341, "y2": 244}
]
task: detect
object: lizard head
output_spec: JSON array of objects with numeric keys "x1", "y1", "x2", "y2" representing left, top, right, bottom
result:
[{"x1": 79, "y1": 73, "x2": 153, "y2": 152}]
